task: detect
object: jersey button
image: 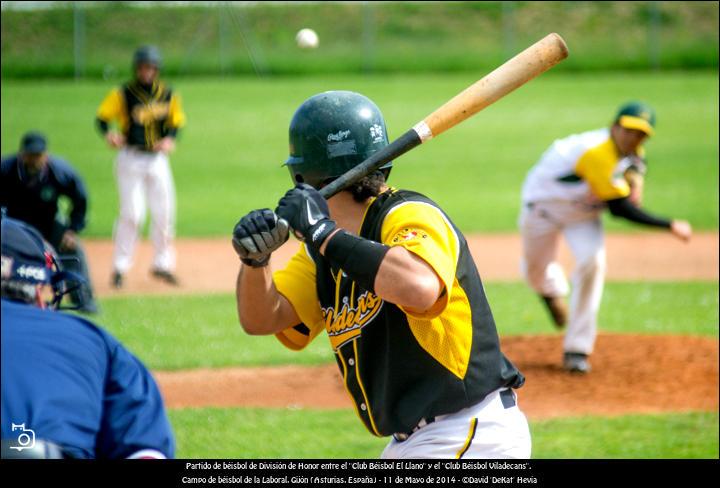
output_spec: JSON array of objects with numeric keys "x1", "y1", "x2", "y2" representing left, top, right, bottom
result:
[
  {"x1": 360, "y1": 403, "x2": 367, "y2": 411},
  {"x1": 348, "y1": 358, "x2": 355, "y2": 366}
]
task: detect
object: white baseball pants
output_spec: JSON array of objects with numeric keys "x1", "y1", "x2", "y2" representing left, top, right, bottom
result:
[
  {"x1": 381, "y1": 388, "x2": 531, "y2": 459},
  {"x1": 112, "y1": 147, "x2": 176, "y2": 274},
  {"x1": 519, "y1": 201, "x2": 606, "y2": 355}
]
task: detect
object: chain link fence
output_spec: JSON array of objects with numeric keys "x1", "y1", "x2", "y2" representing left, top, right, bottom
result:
[{"x1": 1, "y1": 1, "x2": 718, "y2": 78}]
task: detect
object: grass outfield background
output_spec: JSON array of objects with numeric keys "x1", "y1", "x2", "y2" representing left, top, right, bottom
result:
[
  {"x1": 1, "y1": 72, "x2": 718, "y2": 236},
  {"x1": 166, "y1": 409, "x2": 718, "y2": 459}
]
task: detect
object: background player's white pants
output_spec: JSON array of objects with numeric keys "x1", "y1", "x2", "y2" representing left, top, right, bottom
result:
[
  {"x1": 113, "y1": 148, "x2": 176, "y2": 274},
  {"x1": 381, "y1": 388, "x2": 531, "y2": 459},
  {"x1": 519, "y1": 201, "x2": 606, "y2": 355}
]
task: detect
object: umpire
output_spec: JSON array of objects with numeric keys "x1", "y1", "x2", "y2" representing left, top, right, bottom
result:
[
  {"x1": 0, "y1": 131, "x2": 98, "y2": 313},
  {"x1": 0, "y1": 216, "x2": 174, "y2": 459}
]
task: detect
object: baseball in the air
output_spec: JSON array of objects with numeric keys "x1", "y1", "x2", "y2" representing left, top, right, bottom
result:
[{"x1": 296, "y1": 28, "x2": 319, "y2": 49}]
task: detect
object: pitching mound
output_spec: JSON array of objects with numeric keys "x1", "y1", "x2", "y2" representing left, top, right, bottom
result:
[{"x1": 155, "y1": 333, "x2": 718, "y2": 420}]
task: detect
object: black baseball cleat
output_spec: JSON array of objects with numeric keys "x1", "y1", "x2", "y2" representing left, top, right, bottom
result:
[
  {"x1": 151, "y1": 268, "x2": 180, "y2": 286},
  {"x1": 563, "y1": 352, "x2": 591, "y2": 374},
  {"x1": 540, "y1": 294, "x2": 568, "y2": 329},
  {"x1": 111, "y1": 271, "x2": 123, "y2": 289}
]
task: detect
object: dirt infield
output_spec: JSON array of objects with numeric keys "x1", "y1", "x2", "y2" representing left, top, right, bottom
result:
[
  {"x1": 156, "y1": 333, "x2": 719, "y2": 420},
  {"x1": 84, "y1": 232, "x2": 718, "y2": 297},
  {"x1": 83, "y1": 232, "x2": 718, "y2": 419}
]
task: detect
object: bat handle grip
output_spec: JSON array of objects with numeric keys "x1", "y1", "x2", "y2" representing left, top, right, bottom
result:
[{"x1": 318, "y1": 129, "x2": 422, "y2": 199}]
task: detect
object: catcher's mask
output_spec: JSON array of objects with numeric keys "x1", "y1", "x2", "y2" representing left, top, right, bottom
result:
[
  {"x1": 284, "y1": 90, "x2": 392, "y2": 190},
  {"x1": 1, "y1": 216, "x2": 87, "y2": 310}
]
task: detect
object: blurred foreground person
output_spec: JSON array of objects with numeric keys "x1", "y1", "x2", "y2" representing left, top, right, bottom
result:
[{"x1": 1, "y1": 216, "x2": 174, "y2": 459}]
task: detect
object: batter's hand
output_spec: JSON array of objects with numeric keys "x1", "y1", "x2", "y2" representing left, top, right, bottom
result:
[
  {"x1": 275, "y1": 183, "x2": 336, "y2": 249},
  {"x1": 153, "y1": 137, "x2": 176, "y2": 154},
  {"x1": 232, "y1": 209, "x2": 289, "y2": 267},
  {"x1": 105, "y1": 131, "x2": 126, "y2": 149},
  {"x1": 670, "y1": 219, "x2": 692, "y2": 242}
]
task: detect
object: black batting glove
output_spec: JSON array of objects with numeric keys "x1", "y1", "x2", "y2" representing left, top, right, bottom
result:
[
  {"x1": 232, "y1": 209, "x2": 289, "y2": 267},
  {"x1": 275, "y1": 183, "x2": 337, "y2": 250}
]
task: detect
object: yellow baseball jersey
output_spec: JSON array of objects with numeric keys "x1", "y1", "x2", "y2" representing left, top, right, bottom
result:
[
  {"x1": 97, "y1": 80, "x2": 186, "y2": 151},
  {"x1": 273, "y1": 189, "x2": 524, "y2": 437},
  {"x1": 521, "y1": 128, "x2": 645, "y2": 205}
]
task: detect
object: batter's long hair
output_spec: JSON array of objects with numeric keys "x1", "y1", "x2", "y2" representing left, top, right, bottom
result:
[{"x1": 345, "y1": 170, "x2": 388, "y2": 203}]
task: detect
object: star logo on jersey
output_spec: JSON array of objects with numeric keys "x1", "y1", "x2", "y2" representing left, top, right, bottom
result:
[{"x1": 391, "y1": 228, "x2": 428, "y2": 244}]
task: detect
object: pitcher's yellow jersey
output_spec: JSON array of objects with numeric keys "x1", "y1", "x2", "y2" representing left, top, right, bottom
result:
[{"x1": 521, "y1": 128, "x2": 645, "y2": 205}]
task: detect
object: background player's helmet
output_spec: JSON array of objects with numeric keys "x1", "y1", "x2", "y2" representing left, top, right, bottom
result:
[
  {"x1": 1, "y1": 216, "x2": 87, "y2": 310},
  {"x1": 133, "y1": 45, "x2": 162, "y2": 69},
  {"x1": 285, "y1": 91, "x2": 392, "y2": 189}
]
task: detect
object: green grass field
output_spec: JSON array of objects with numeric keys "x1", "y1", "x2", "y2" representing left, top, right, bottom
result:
[
  {"x1": 167, "y1": 408, "x2": 718, "y2": 459},
  {"x1": 1, "y1": 72, "x2": 717, "y2": 236}
]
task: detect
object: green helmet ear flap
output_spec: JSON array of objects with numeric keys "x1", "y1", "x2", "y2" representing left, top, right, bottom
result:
[{"x1": 285, "y1": 91, "x2": 392, "y2": 189}]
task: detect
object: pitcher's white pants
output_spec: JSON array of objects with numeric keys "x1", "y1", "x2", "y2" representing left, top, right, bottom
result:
[
  {"x1": 381, "y1": 388, "x2": 531, "y2": 459},
  {"x1": 519, "y1": 201, "x2": 606, "y2": 355},
  {"x1": 113, "y1": 147, "x2": 176, "y2": 274}
]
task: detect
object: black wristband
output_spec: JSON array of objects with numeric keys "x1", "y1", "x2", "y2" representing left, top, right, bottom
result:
[
  {"x1": 324, "y1": 230, "x2": 391, "y2": 293},
  {"x1": 240, "y1": 256, "x2": 269, "y2": 268},
  {"x1": 305, "y1": 219, "x2": 337, "y2": 250}
]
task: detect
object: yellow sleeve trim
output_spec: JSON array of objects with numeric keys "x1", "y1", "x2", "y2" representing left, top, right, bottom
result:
[
  {"x1": 96, "y1": 88, "x2": 128, "y2": 131},
  {"x1": 168, "y1": 93, "x2": 187, "y2": 129},
  {"x1": 380, "y1": 201, "x2": 459, "y2": 320},
  {"x1": 273, "y1": 244, "x2": 324, "y2": 350},
  {"x1": 574, "y1": 138, "x2": 630, "y2": 201}
]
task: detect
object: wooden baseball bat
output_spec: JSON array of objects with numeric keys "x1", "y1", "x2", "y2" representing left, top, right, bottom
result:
[{"x1": 319, "y1": 33, "x2": 569, "y2": 199}]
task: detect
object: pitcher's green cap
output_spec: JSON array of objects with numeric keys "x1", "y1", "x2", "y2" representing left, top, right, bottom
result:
[{"x1": 614, "y1": 101, "x2": 656, "y2": 136}]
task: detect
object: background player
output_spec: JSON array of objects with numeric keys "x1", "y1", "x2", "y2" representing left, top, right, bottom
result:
[
  {"x1": 519, "y1": 101, "x2": 692, "y2": 373},
  {"x1": 95, "y1": 45, "x2": 186, "y2": 289},
  {"x1": 1, "y1": 131, "x2": 98, "y2": 313},
  {"x1": 0, "y1": 216, "x2": 174, "y2": 459},
  {"x1": 233, "y1": 91, "x2": 531, "y2": 459}
]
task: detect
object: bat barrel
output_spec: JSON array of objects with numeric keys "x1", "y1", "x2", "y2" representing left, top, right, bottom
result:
[
  {"x1": 318, "y1": 33, "x2": 569, "y2": 199},
  {"x1": 422, "y1": 33, "x2": 569, "y2": 139}
]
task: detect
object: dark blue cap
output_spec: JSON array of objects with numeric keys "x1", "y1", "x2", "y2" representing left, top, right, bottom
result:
[
  {"x1": 1, "y1": 217, "x2": 51, "y2": 285},
  {"x1": 20, "y1": 131, "x2": 47, "y2": 154}
]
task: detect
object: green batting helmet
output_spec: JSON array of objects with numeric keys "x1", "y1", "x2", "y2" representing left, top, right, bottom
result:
[
  {"x1": 133, "y1": 45, "x2": 162, "y2": 69},
  {"x1": 285, "y1": 91, "x2": 392, "y2": 189}
]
